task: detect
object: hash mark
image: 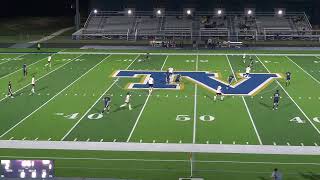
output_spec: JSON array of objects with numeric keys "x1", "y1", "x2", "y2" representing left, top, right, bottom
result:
[
  {"x1": 315, "y1": 143, "x2": 318, "y2": 146},
  {"x1": 86, "y1": 138, "x2": 90, "y2": 142},
  {"x1": 48, "y1": 138, "x2": 51, "y2": 141},
  {"x1": 301, "y1": 143, "x2": 304, "y2": 146},
  {"x1": 113, "y1": 139, "x2": 117, "y2": 142},
  {"x1": 34, "y1": 137, "x2": 39, "y2": 141},
  {"x1": 9, "y1": 137, "x2": 14, "y2": 140},
  {"x1": 246, "y1": 142, "x2": 249, "y2": 145},
  {"x1": 287, "y1": 142, "x2": 291, "y2": 146},
  {"x1": 153, "y1": 140, "x2": 155, "y2": 143},
  {"x1": 233, "y1": 141, "x2": 235, "y2": 144},
  {"x1": 220, "y1": 141, "x2": 222, "y2": 144},
  {"x1": 273, "y1": 142, "x2": 277, "y2": 145},
  {"x1": 73, "y1": 138, "x2": 77, "y2": 141},
  {"x1": 100, "y1": 139, "x2": 104, "y2": 142},
  {"x1": 206, "y1": 141, "x2": 209, "y2": 144},
  {"x1": 140, "y1": 139, "x2": 142, "y2": 143},
  {"x1": 22, "y1": 137, "x2": 26, "y2": 140},
  {"x1": 179, "y1": 140, "x2": 182, "y2": 143}
]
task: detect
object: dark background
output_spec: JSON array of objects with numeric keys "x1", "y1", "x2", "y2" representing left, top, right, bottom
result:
[{"x1": 0, "y1": 0, "x2": 319, "y2": 25}]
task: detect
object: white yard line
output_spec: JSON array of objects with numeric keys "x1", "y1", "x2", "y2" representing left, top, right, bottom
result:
[
  {"x1": 0, "y1": 54, "x2": 83, "y2": 103},
  {"x1": 127, "y1": 55, "x2": 170, "y2": 142},
  {"x1": 256, "y1": 56, "x2": 320, "y2": 135},
  {"x1": 225, "y1": 55, "x2": 263, "y2": 145},
  {"x1": 61, "y1": 55, "x2": 140, "y2": 141},
  {"x1": 193, "y1": 55, "x2": 198, "y2": 144},
  {"x1": 0, "y1": 54, "x2": 27, "y2": 65},
  {"x1": 286, "y1": 56, "x2": 320, "y2": 85},
  {"x1": 160, "y1": 55, "x2": 168, "y2": 71},
  {"x1": 0, "y1": 54, "x2": 49, "y2": 81},
  {"x1": 0, "y1": 54, "x2": 106, "y2": 138}
]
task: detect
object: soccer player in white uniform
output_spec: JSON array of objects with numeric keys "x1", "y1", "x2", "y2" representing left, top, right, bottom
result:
[
  {"x1": 242, "y1": 53, "x2": 246, "y2": 63},
  {"x1": 214, "y1": 85, "x2": 224, "y2": 101},
  {"x1": 47, "y1": 56, "x2": 52, "y2": 68},
  {"x1": 245, "y1": 65, "x2": 251, "y2": 77},
  {"x1": 31, "y1": 75, "x2": 35, "y2": 94},
  {"x1": 148, "y1": 76, "x2": 154, "y2": 93},
  {"x1": 168, "y1": 67, "x2": 174, "y2": 83},
  {"x1": 120, "y1": 92, "x2": 132, "y2": 110}
]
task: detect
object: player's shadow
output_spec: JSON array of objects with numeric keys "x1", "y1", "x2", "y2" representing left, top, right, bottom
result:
[
  {"x1": 259, "y1": 101, "x2": 272, "y2": 108},
  {"x1": 299, "y1": 172, "x2": 320, "y2": 180},
  {"x1": 112, "y1": 103, "x2": 144, "y2": 113}
]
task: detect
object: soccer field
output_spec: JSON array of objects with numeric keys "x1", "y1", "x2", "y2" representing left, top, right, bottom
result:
[{"x1": 0, "y1": 49, "x2": 319, "y2": 179}]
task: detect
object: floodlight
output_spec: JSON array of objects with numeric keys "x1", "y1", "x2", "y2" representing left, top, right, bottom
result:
[
  {"x1": 127, "y1": 9, "x2": 132, "y2": 15},
  {"x1": 247, "y1": 9, "x2": 252, "y2": 15},
  {"x1": 278, "y1": 10, "x2": 283, "y2": 15},
  {"x1": 217, "y1": 9, "x2": 222, "y2": 15},
  {"x1": 93, "y1": 9, "x2": 98, "y2": 14},
  {"x1": 187, "y1": 9, "x2": 192, "y2": 15},
  {"x1": 157, "y1": 9, "x2": 161, "y2": 15}
]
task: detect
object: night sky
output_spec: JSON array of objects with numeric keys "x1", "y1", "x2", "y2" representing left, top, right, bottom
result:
[{"x1": 0, "y1": 0, "x2": 319, "y2": 24}]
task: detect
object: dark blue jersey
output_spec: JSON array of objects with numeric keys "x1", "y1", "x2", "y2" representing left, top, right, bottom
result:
[
  {"x1": 23, "y1": 64, "x2": 27, "y2": 71},
  {"x1": 228, "y1": 75, "x2": 234, "y2": 84},
  {"x1": 104, "y1": 98, "x2": 111, "y2": 107},
  {"x1": 273, "y1": 92, "x2": 280, "y2": 102},
  {"x1": 175, "y1": 74, "x2": 181, "y2": 82},
  {"x1": 286, "y1": 72, "x2": 291, "y2": 80}
]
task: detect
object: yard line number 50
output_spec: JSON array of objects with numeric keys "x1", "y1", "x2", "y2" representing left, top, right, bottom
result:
[{"x1": 176, "y1": 114, "x2": 215, "y2": 122}]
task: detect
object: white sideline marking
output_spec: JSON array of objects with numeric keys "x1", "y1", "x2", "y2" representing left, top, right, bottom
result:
[
  {"x1": 0, "y1": 54, "x2": 27, "y2": 65},
  {"x1": 1, "y1": 140, "x2": 320, "y2": 155},
  {"x1": 256, "y1": 56, "x2": 320, "y2": 135},
  {"x1": 61, "y1": 55, "x2": 139, "y2": 141},
  {"x1": 286, "y1": 56, "x2": 320, "y2": 85},
  {"x1": 193, "y1": 55, "x2": 198, "y2": 144},
  {"x1": 226, "y1": 55, "x2": 263, "y2": 145},
  {"x1": 0, "y1": 54, "x2": 103, "y2": 138},
  {"x1": 0, "y1": 54, "x2": 83, "y2": 103}
]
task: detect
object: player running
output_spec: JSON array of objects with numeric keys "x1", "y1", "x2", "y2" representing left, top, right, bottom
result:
[
  {"x1": 101, "y1": 96, "x2": 111, "y2": 114},
  {"x1": 242, "y1": 54, "x2": 246, "y2": 63},
  {"x1": 7, "y1": 81, "x2": 14, "y2": 98},
  {"x1": 22, "y1": 64, "x2": 27, "y2": 78},
  {"x1": 120, "y1": 92, "x2": 132, "y2": 110},
  {"x1": 148, "y1": 76, "x2": 154, "y2": 93},
  {"x1": 145, "y1": 52, "x2": 150, "y2": 61},
  {"x1": 273, "y1": 90, "x2": 280, "y2": 110},
  {"x1": 285, "y1": 71, "x2": 291, "y2": 86},
  {"x1": 245, "y1": 65, "x2": 251, "y2": 77},
  {"x1": 228, "y1": 75, "x2": 234, "y2": 87},
  {"x1": 175, "y1": 74, "x2": 182, "y2": 85},
  {"x1": 47, "y1": 55, "x2": 52, "y2": 68},
  {"x1": 31, "y1": 75, "x2": 35, "y2": 94},
  {"x1": 214, "y1": 85, "x2": 224, "y2": 101},
  {"x1": 165, "y1": 70, "x2": 170, "y2": 84},
  {"x1": 249, "y1": 56, "x2": 254, "y2": 67}
]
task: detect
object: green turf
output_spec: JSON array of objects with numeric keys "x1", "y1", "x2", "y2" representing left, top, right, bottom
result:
[{"x1": 0, "y1": 50, "x2": 319, "y2": 179}]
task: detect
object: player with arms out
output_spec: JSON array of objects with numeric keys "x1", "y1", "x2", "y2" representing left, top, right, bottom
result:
[
  {"x1": 214, "y1": 85, "x2": 224, "y2": 101},
  {"x1": 101, "y1": 96, "x2": 111, "y2": 114},
  {"x1": 120, "y1": 92, "x2": 132, "y2": 110},
  {"x1": 148, "y1": 76, "x2": 154, "y2": 93},
  {"x1": 31, "y1": 75, "x2": 36, "y2": 94},
  {"x1": 273, "y1": 90, "x2": 280, "y2": 110},
  {"x1": 285, "y1": 71, "x2": 291, "y2": 86},
  {"x1": 22, "y1": 64, "x2": 27, "y2": 78},
  {"x1": 7, "y1": 81, "x2": 14, "y2": 98}
]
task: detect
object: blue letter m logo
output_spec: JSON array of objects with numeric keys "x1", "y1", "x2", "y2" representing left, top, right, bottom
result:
[{"x1": 113, "y1": 70, "x2": 281, "y2": 96}]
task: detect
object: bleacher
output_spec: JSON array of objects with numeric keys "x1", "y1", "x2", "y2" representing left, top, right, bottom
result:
[{"x1": 73, "y1": 11, "x2": 317, "y2": 41}]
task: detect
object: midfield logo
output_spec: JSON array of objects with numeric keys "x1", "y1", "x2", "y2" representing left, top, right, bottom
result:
[{"x1": 113, "y1": 70, "x2": 281, "y2": 96}]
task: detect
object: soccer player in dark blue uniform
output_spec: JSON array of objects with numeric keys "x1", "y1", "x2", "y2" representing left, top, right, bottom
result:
[
  {"x1": 23, "y1": 64, "x2": 27, "y2": 77},
  {"x1": 7, "y1": 81, "x2": 14, "y2": 98},
  {"x1": 101, "y1": 96, "x2": 111, "y2": 114},
  {"x1": 228, "y1": 75, "x2": 234, "y2": 86},
  {"x1": 285, "y1": 72, "x2": 291, "y2": 86},
  {"x1": 175, "y1": 74, "x2": 181, "y2": 84},
  {"x1": 273, "y1": 90, "x2": 280, "y2": 110}
]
